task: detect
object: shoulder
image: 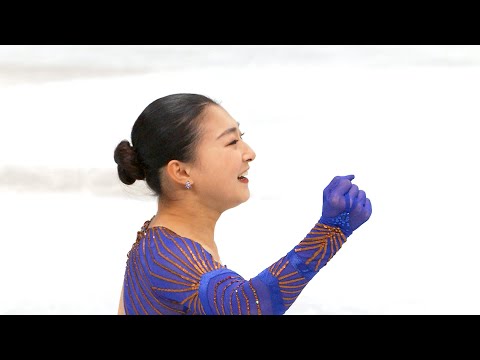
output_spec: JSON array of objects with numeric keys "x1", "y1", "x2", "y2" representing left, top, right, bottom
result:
[{"x1": 144, "y1": 226, "x2": 224, "y2": 273}]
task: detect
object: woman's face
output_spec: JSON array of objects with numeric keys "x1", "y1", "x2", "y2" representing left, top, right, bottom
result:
[{"x1": 190, "y1": 104, "x2": 256, "y2": 212}]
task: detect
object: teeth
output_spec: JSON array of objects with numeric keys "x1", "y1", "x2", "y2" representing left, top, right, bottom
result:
[{"x1": 238, "y1": 170, "x2": 248, "y2": 178}]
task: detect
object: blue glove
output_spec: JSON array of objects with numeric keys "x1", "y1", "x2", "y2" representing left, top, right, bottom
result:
[{"x1": 319, "y1": 175, "x2": 372, "y2": 237}]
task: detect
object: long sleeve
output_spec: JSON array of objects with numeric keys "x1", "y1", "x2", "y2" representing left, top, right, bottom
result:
[{"x1": 122, "y1": 222, "x2": 347, "y2": 315}]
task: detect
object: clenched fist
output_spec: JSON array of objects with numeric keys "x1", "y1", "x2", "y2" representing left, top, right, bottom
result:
[{"x1": 319, "y1": 175, "x2": 372, "y2": 237}]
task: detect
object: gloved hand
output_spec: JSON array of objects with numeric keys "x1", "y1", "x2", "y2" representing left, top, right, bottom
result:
[{"x1": 319, "y1": 175, "x2": 372, "y2": 237}]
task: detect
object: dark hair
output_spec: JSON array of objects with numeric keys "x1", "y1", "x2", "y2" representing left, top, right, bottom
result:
[{"x1": 114, "y1": 93, "x2": 218, "y2": 196}]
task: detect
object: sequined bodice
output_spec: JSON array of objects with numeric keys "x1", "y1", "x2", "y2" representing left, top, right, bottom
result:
[{"x1": 122, "y1": 220, "x2": 347, "y2": 315}]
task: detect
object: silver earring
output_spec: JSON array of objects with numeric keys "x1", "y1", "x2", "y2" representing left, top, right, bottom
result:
[{"x1": 185, "y1": 180, "x2": 192, "y2": 190}]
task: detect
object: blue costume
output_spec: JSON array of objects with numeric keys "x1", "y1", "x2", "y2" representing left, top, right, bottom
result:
[{"x1": 122, "y1": 217, "x2": 349, "y2": 315}]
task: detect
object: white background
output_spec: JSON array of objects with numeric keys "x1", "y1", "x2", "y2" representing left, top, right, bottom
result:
[{"x1": 0, "y1": 45, "x2": 478, "y2": 314}]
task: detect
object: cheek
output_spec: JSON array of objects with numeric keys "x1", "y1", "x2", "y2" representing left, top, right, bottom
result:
[
  {"x1": 195, "y1": 149, "x2": 239, "y2": 186},
  {"x1": 203, "y1": 165, "x2": 236, "y2": 190}
]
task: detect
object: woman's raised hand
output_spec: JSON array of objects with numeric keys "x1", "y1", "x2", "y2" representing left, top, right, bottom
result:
[{"x1": 319, "y1": 175, "x2": 372, "y2": 236}]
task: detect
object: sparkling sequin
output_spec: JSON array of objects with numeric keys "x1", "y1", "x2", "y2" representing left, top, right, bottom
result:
[
  {"x1": 320, "y1": 211, "x2": 352, "y2": 237},
  {"x1": 122, "y1": 217, "x2": 347, "y2": 315}
]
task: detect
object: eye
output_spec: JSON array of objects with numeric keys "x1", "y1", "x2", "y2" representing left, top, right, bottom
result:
[{"x1": 227, "y1": 132, "x2": 245, "y2": 146}]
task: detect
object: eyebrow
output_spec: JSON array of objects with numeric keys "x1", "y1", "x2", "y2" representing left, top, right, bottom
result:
[{"x1": 216, "y1": 122, "x2": 241, "y2": 140}]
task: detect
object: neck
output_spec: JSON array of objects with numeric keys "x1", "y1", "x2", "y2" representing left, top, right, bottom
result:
[{"x1": 150, "y1": 197, "x2": 222, "y2": 261}]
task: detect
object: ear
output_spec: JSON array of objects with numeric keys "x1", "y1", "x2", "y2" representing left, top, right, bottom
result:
[{"x1": 165, "y1": 160, "x2": 192, "y2": 188}]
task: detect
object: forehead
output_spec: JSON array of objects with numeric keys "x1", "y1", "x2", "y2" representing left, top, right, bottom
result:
[{"x1": 200, "y1": 105, "x2": 239, "y2": 138}]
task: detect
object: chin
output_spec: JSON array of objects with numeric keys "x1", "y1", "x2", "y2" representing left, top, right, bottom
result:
[
  {"x1": 239, "y1": 190, "x2": 251, "y2": 203},
  {"x1": 224, "y1": 193, "x2": 250, "y2": 211}
]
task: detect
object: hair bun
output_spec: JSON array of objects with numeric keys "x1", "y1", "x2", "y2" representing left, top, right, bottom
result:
[{"x1": 114, "y1": 140, "x2": 146, "y2": 185}]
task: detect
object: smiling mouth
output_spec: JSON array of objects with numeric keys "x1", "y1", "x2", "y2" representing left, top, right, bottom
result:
[
  {"x1": 238, "y1": 169, "x2": 248, "y2": 178},
  {"x1": 238, "y1": 169, "x2": 249, "y2": 183},
  {"x1": 238, "y1": 175, "x2": 249, "y2": 183}
]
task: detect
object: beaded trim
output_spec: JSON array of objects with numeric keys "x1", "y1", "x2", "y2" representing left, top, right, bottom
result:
[{"x1": 320, "y1": 211, "x2": 352, "y2": 237}]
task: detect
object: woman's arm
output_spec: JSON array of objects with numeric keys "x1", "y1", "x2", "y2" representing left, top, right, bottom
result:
[
  {"x1": 198, "y1": 222, "x2": 346, "y2": 315},
  {"x1": 117, "y1": 285, "x2": 125, "y2": 315},
  {"x1": 122, "y1": 175, "x2": 371, "y2": 315}
]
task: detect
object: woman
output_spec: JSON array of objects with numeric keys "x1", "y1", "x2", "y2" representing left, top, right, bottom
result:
[{"x1": 114, "y1": 93, "x2": 372, "y2": 315}]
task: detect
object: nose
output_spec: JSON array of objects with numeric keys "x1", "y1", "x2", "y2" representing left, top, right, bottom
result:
[{"x1": 243, "y1": 142, "x2": 256, "y2": 162}]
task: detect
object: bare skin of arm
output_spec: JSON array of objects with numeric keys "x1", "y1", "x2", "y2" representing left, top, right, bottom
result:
[{"x1": 117, "y1": 285, "x2": 125, "y2": 315}]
